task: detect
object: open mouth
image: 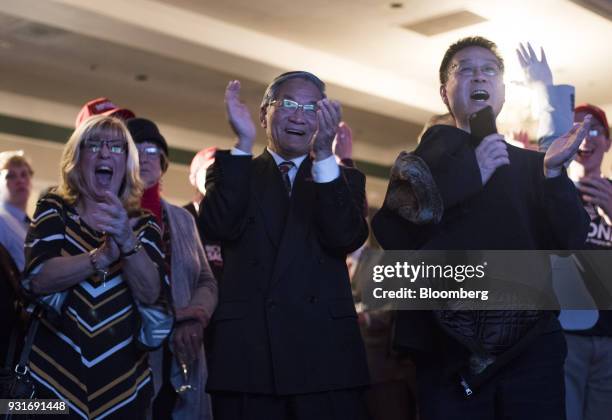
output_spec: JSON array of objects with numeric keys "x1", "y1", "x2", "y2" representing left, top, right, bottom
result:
[
  {"x1": 95, "y1": 165, "x2": 114, "y2": 187},
  {"x1": 285, "y1": 128, "x2": 306, "y2": 136},
  {"x1": 577, "y1": 149, "x2": 594, "y2": 158},
  {"x1": 470, "y1": 90, "x2": 490, "y2": 101}
]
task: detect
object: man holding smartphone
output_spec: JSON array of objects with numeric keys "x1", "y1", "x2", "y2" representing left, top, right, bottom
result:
[{"x1": 373, "y1": 37, "x2": 591, "y2": 419}]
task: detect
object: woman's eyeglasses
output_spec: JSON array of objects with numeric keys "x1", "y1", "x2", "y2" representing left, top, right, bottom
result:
[{"x1": 82, "y1": 139, "x2": 127, "y2": 155}]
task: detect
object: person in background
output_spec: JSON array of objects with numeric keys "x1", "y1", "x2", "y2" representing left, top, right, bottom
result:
[
  {"x1": 565, "y1": 104, "x2": 612, "y2": 420},
  {"x1": 417, "y1": 113, "x2": 455, "y2": 143},
  {"x1": 127, "y1": 117, "x2": 217, "y2": 420},
  {"x1": 185, "y1": 147, "x2": 224, "y2": 281},
  {"x1": 337, "y1": 118, "x2": 421, "y2": 420},
  {"x1": 22, "y1": 115, "x2": 171, "y2": 419},
  {"x1": 0, "y1": 151, "x2": 33, "y2": 379},
  {"x1": 520, "y1": 42, "x2": 612, "y2": 420},
  {"x1": 75, "y1": 97, "x2": 135, "y2": 127},
  {"x1": 0, "y1": 151, "x2": 33, "y2": 272}
]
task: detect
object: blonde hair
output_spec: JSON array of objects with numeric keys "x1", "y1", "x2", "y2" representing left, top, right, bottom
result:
[
  {"x1": 56, "y1": 115, "x2": 143, "y2": 211},
  {"x1": 0, "y1": 151, "x2": 33, "y2": 175}
]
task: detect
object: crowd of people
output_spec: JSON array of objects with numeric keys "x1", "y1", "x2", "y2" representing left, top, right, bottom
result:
[{"x1": 0, "y1": 35, "x2": 611, "y2": 420}]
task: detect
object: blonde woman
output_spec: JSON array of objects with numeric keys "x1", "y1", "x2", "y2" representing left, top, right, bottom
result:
[{"x1": 23, "y1": 115, "x2": 172, "y2": 419}]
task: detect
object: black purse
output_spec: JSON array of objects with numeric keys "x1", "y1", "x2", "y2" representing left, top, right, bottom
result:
[{"x1": 0, "y1": 308, "x2": 41, "y2": 401}]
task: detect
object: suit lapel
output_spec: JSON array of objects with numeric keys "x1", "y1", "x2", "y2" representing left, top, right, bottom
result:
[
  {"x1": 252, "y1": 150, "x2": 289, "y2": 248},
  {"x1": 269, "y1": 157, "x2": 314, "y2": 289}
]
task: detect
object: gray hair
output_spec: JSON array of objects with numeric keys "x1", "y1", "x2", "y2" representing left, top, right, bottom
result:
[{"x1": 260, "y1": 71, "x2": 326, "y2": 111}]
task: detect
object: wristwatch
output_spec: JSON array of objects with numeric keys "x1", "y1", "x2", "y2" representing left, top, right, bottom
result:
[{"x1": 89, "y1": 248, "x2": 109, "y2": 286}]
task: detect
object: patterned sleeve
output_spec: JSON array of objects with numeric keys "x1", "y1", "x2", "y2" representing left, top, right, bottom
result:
[
  {"x1": 22, "y1": 194, "x2": 68, "y2": 315},
  {"x1": 132, "y1": 213, "x2": 174, "y2": 350}
]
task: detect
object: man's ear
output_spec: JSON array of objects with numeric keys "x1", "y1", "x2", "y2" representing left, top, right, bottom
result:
[
  {"x1": 260, "y1": 106, "x2": 267, "y2": 129},
  {"x1": 440, "y1": 85, "x2": 449, "y2": 107}
]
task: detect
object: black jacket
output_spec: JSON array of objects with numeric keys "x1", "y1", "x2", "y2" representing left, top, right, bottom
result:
[
  {"x1": 199, "y1": 149, "x2": 370, "y2": 395},
  {"x1": 373, "y1": 126, "x2": 589, "y2": 361}
]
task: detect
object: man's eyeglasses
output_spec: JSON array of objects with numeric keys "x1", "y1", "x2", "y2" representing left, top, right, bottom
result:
[
  {"x1": 588, "y1": 128, "x2": 604, "y2": 138},
  {"x1": 137, "y1": 145, "x2": 162, "y2": 158},
  {"x1": 450, "y1": 63, "x2": 501, "y2": 78},
  {"x1": 82, "y1": 139, "x2": 127, "y2": 155},
  {"x1": 271, "y1": 99, "x2": 317, "y2": 114}
]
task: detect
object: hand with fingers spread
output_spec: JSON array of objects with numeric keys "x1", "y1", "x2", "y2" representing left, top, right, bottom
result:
[
  {"x1": 225, "y1": 80, "x2": 257, "y2": 153},
  {"x1": 312, "y1": 99, "x2": 342, "y2": 161},
  {"x1": 578, "y1": 176, "x2": 612, "y2": 221},
  {"x1": 475, "y1": 133, "x2": 510, "y2": 185},
  {"x1": 516, "y1": 42, "x2": 553, "y2": 87},
  {"x1": 333, "y1": 121, "x2": 353, "y2": 161},
  {"x1": 544, "y1": 115, "x2": 592, "y2": 178}
]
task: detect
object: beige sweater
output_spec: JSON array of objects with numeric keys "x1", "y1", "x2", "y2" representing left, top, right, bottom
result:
[{"x1": 149, "y1": 200, "x2": 217, "y2": 420}]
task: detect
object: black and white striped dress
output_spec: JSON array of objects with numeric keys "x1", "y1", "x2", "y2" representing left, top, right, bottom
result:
[{"x1": 23, "y1": 193, "x2": 170, "y2": 419}]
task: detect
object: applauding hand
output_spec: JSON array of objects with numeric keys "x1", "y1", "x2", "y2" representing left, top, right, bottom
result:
[
  {"x1": 91, "y1": 191, "x2": 138, "y2": 254},
  {"x1": 312, "y1": 99, "x2": 342, "y2": 161},
  {"x1": 225, "y1": 80, "x2": 257, "y2": 153},
  {"x1": 579, "y1": 176, "x2": 612, "y2": 222},
  {"x1": 544, "y1": 116, "x2": 592, "y2": 178}
]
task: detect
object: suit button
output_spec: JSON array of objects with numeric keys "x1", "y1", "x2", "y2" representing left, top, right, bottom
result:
[
  {"x1": 308, "y1": 296, "x2": 318, "y2": 304},
  {"x1": 250, "y1": 259, "x2": 259, "y2": 267},
  {"x1": 318, "y1": 257, "x2": 324, "y2": 264},
  {"x1": 267, "y1": 299, "x2": 276, "y2": 309}
]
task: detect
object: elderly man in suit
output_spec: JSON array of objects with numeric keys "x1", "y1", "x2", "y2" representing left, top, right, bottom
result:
[{"x1": 199, "y1": 71, "x2": 370, "y2": 420}]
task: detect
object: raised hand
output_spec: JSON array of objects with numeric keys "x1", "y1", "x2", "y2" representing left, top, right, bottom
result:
[
  {"x1": 312, "y1": 99, "x2": 341, "y2": 161},
  {"x1": 333, "y1": 121, "x2": 353, "y2": 161},
  {"x1": 225, "y1": 80, "x2": 256, "y2": 153},
  {"x1": 544, "y1": 116, "x2": 592, "y2": 178},
  {"x1": 475, "y1": 133, "x2": 510, "y2": 185},
  {"x1": 578, "y1": 176, "x2": 612, "y2": 220},
  {"x1": 516, "y1": 42, "x2": 553, "y2": 87}
]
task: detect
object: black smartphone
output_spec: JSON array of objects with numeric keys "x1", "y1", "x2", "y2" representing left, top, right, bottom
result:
[{"x1": 469, "y1": 106, "x2": 497, "y2": 146}]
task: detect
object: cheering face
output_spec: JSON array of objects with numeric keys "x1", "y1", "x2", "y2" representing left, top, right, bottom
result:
[
  {"x1": 440, "y1": 46, "x2": 505, "y2": 130},
  {"x1": 574, "y1": 111, "x2": 610, "y2": 173},
  {"x1": 1, "y1": 163, "x2": 32, "y2": 208},
  {"x1": 261, "y1": 78, "x2": 323, "y2": 160},
  {"x1": 78, "y1": 131, "x2": 128, "y2": 201}
]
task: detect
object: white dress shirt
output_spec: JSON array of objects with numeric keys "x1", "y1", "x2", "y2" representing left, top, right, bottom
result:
[{"x1": 230, "y1": 147, "x2": 340, "y2": 187}]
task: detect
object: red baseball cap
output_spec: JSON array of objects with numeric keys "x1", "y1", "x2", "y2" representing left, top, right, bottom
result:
[
  {"x1": 575, "y1": 103, "x2": 609, "y2": 139},
  {"x1": 75, "y1": 97, "x2": 135, "y2": 127}
]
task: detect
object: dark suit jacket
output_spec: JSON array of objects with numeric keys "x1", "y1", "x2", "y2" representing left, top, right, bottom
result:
[{"x1": 199, "y1": 149, "x2": 370, "y2": 395}]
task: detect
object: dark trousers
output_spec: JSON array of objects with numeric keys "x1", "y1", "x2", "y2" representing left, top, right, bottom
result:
[
  {"x1": 417, "y1": 330, "x2": 567, "y2": 420},
  {"x1": 211, "y1": 388, "x2": 370, "y2": 420},
  {"x1": 365, "y1": 380, "x2": 416, "y2": 420}
]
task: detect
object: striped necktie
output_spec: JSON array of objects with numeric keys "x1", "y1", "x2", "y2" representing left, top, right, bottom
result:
[{"x1": 278, "y1": 161, "x2": 295, "y2": 195}]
